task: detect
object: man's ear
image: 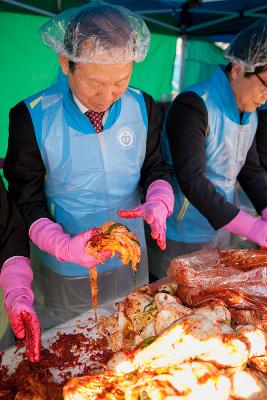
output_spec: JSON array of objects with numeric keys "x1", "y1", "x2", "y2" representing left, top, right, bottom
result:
[
  {"x1": 58, "y1": 54, "x2": 69, "y2": 75},
  {"x1": 231, "y1": 64, "x2": 243, "y2": 80}
]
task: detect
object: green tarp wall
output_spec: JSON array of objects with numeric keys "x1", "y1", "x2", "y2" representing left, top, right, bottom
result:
[
  {"x1": 181, "y1": 38, "x2": 226, "y2": 90},
  {"x1": 0, "y1": 11, "x2": 177, "y2": 158}
]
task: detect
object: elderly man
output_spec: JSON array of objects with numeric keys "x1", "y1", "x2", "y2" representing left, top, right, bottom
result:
[
  {"x1": 0, "y1": 176, "x2": 40, "y2": 361},
  {"x1": 148, "y1": 18, "x2": 267, "y2": 279},
  {"x1": 4, "y1": 4, "x2": 174, "y2": 329}
]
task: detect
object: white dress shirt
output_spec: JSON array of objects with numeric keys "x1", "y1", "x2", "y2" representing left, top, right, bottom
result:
[{"x1": 73, "y1": 94, "x2": 108, "y2": 124}]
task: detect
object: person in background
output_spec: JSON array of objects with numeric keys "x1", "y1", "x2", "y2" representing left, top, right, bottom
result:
[
  {"x1": 148, "y1": 18, "x2": 267, "y2": 279},
  {"x1": 0, "y1": 176, "x2": 40, "y2": 361},
  {"x1": 4, "y1": 4, "x2": 174, "y2": 329},
  {"x1": 256, "y1": 102, "x2": 267, "y2": 170}
]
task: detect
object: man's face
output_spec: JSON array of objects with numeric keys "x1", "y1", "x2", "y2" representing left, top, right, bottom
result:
[
  {"x1": 229, "y1": 65, "x2": 267, "y2": 112},
  {"x1": 59, "y1": 55, "x2": 133, "y2": 112}
]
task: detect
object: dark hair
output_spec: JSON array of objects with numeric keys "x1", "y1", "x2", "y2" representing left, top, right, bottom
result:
[
  {"x1": 224, "y1": 63, "x2": 233, "y2": 73},
  {"x1": 225, "y1": 62, "x2": 267, "y2": 76},
  {"x1": 64, "y1": 4, "x2": 132, "y2": 71},
  {"x1": 69, "y1": 60, "x2": 76, "y2": 72}
]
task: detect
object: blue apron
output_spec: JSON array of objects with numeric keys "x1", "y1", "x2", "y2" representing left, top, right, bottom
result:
[
  {"x1": 162, "y1": 65, "x2": 258, "y2": 244},
  {"x1": 24, "y1": 83, "x2": 149, "y2": 326}
]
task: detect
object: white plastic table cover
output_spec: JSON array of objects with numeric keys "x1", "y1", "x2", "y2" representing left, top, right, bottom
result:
[{"x1": 0, "y1": 302, "x2": 117, "y2": 384}]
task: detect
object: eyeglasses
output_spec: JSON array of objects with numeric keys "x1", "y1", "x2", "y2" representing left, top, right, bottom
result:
[{"x1": 255, "y1": 73, "x2": 267, "y2": 90}]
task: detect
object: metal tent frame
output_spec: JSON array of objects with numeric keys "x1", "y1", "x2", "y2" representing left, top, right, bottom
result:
[{"x1": 1, "y1": 0, "x2": 267, "y2": 39}]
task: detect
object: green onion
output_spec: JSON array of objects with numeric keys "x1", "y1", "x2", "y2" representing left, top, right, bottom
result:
[
  {"x1": 138, "y1": 390, "x2": 150, "y2": 400},
  {"x1": 140, "y1": 336, "x2": 155, "y2": 349},
  {"x1": 104, "y1": 222, "x2": 124, "y2": 235}
]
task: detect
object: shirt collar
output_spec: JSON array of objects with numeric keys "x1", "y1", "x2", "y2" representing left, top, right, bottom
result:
[
  {"x1": 72, "y1": 93, "x2": 108, "y2": 124},
  {"x1": 73, "y1": 94, "x2": 88, "y2": 114}
]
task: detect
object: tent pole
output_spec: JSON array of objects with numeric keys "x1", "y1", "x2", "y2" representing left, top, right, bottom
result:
[
  {"x1": 190, "y1": 8, "x2": 239, "y2": 16},
  {"x1": 170, "y1": 36, "x2": 184, "y2": 98},
  {"x1": 244, "y1": 5, "x2": 267, "y2": 13},
  {"x1": 137, "y1": 8, "x2": 178, "y2": 15},
  {"x1": 179, "y1": 35, "x2": 187, "y2": 93},
  {"x1": 0, "y1": 0, "x2": 56, "y2": 17},
  {"x1": 186, "y1": 13, "x2": 238, "y2": 32},
  {"x1": 57, "y1": 0, "x2": 62, "y2": 12},
  {"x1": 138, "y1": 13, "x2": 182, "y2": 33},
  {"x1": 242, "y1": 3, "x2": 267, "y2": 17},
  {"x1": 245, "y1": 12, "x2": 267, "y2": 18}
]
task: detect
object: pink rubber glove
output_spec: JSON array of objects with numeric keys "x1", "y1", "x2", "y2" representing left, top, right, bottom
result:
[
  {"x1": 0, "y1": 257, "x2": 41, "y2": 362},
  {"x1": 29, "y1": 218, "x2": 111, "y2": 268},
  {"x1": 224, "y1": 210, "x2": 267, "y2": 247},
  {"x1": 118, "y1": 180, "x2": 174, "y2": 250}
]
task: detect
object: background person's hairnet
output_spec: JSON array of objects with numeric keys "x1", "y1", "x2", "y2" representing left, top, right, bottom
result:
[
  {"x1": 40, "y1": 3, "x2": 150, "y2": 64},
  {"x1": 225, "y1": 18, "x2": 267, "y2": 72}
]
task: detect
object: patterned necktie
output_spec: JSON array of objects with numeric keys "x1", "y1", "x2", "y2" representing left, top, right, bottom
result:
[{"x1": 85, "y1": 110, "x2": 105, "y2": 133}]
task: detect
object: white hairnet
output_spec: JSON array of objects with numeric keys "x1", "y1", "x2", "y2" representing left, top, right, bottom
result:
[
  {"x1": 39, "y1": 3, "x2": 150, "y2": 64},
  {"x1": 225, "y1": 18, "x2": 267, "y2": 72}
]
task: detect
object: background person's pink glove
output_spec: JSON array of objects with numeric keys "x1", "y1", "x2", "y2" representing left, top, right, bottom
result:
[
  {"x1": 224, "y1": 210, "x2": 267, "y2": 247},
  {"x1": 0, "y1": 257, "x2": 40, "y2": 362},
  {"x1": 29, "y1": 218, "x2": 111, "y2": 268},
  {"x1": 118, "y1": 180, "x2": 174, "y2": 250}
]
